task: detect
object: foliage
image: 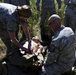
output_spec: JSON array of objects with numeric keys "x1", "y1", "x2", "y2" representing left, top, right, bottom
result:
[
  {"x1": 56, "y1": 0, "x2": 65, "y2": 24},
  {"x1": 28, "y1": 0, "x2": 65, "y2": 36},
  {"x1": 28, "y1": 0, "x2": 40, "y2": 36},
  {"x1": 29, "y1": 0, "x2": 65, "y2": 37}
]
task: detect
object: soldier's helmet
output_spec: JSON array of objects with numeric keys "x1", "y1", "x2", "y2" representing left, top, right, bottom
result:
[{"x1": 16, "y1": 5, "x2": 32, "y2": 18}]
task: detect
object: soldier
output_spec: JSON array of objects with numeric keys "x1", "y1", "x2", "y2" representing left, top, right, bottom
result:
[
  {"x1": 39, "y1": 14, "x2": 75, "y2": 75},
  {"x1": 0, "y1": 3, "x2": 32, "y2": 55},
  {"x1": 64, "y1": 0, "x2": 76, "y2": 32},
  {"x1": 36, "y1": 0, "x2": 62, "y2": 42},
  {"x1": 4, "y1": 0, "x2": 30, "y2": 45}
]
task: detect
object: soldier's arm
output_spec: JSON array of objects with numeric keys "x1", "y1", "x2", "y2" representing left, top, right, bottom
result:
[
  {"x1": 21, "y1": 24, "x2": 31, "y2": 42},
  {"x1": 8, "y1": 31, "x2": 30, "y2": 53},
  {"x1": 21, "y1": 22, "x2": 31, "y2": 52}
]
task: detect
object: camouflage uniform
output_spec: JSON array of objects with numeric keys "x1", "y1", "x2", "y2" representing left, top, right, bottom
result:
[
  {"x1": 41, "y1": 25, "x2": 75, "y2": 75},
  {"x1": 4, "y1": 0, "x2": 30, "y2": 6},
  {"x1": 64, "y1": 0, "x2": 76, "y2": 32},
  {"x1": 4, "y1": 0, "x2": 30, "y2": 44},
  {"x1": 0, "y1": 3, "x2": 27, "y2": 55},
  {"x1": 36, "y1": 0, "x2": 61, "y2": 42}
]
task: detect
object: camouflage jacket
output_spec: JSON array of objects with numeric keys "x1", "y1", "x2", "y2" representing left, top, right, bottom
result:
[
  {"x1": 0, "y1": 3, "x2": 27, "y2": 32},
  {"x1": 36, "y1": 0, "x2": 61, "y2": 8},
  {"x1": 64, "y1": 0, "x2": 76, "y2": 11},
  {"x1": 44, "y1": 25, "x2": 75, "y2": 75}
]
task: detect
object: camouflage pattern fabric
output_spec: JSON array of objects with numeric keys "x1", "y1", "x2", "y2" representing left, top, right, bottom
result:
[
  {"x1": 4, "y1": 0, "x2": 30, "y2": 6},
  {"x1": 0, "y1": 16, "x2": 12, "y2": 55},
  {"x1": 64, "y1": 0, "x2": 76, "y2": 32},
  {"x1": 36, "y1": 0, "x2": 61, "y2": 9},
  {"x1": 43, "y1": 26, "x2": 75, "y2": 75}
]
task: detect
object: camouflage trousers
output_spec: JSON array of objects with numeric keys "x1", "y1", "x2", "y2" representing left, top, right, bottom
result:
[
  {"x1": 39, "y1": 7, "x2": 56, "y2": 42},
  {"x1": 64, "y1": 14, "x2": 76, "y2": 32},
  {"x1": 64, "y1": 7, "x2": 76, "y2": 32}
]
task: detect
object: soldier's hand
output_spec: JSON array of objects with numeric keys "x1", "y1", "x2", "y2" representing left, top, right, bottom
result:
[{"x1": 21, "y1": 47, "x2": 30, "y2": 53}]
